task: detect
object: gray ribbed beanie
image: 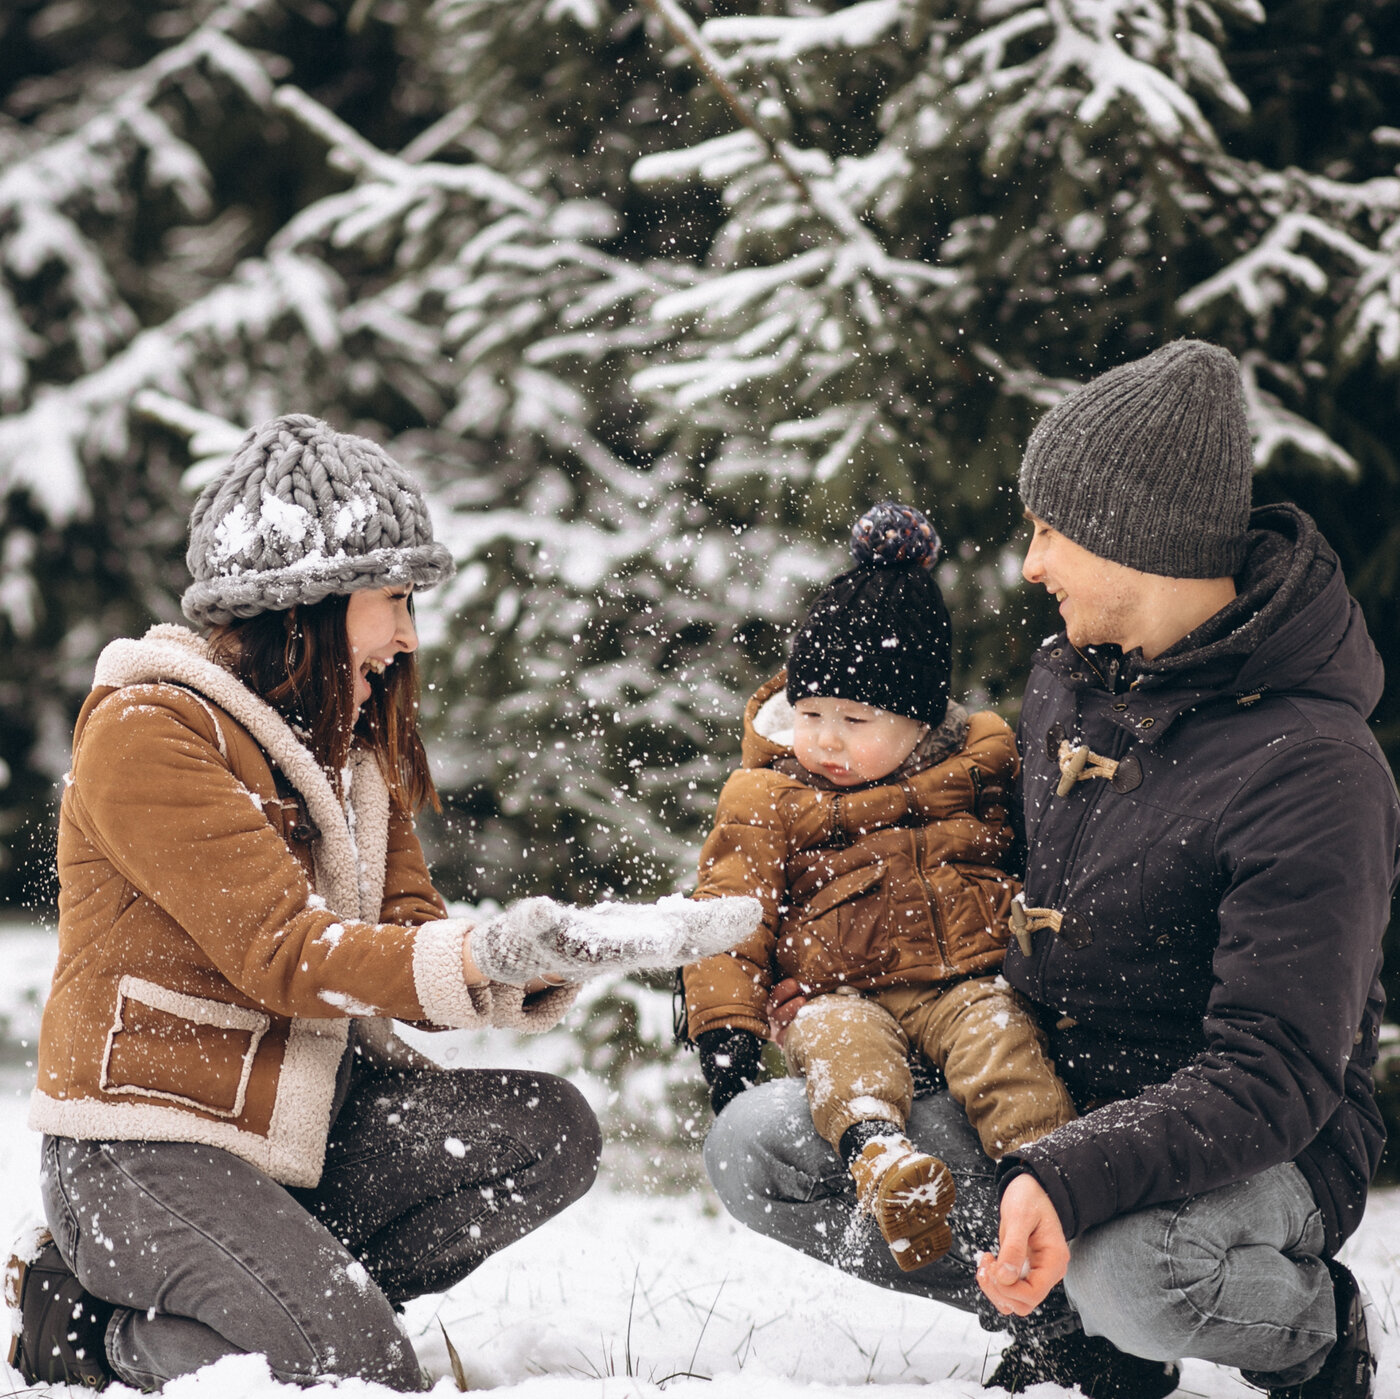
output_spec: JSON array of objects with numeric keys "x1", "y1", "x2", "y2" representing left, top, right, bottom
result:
[
  {"x1": 181, "y1": 414, "x2": 455, "y2": 627},
  {"x1": 1018, "y1": 340, "x2": 1253, "y2": 578}
]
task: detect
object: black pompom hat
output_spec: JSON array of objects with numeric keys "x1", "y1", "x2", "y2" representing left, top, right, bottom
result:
[{"x1": 786, "y1": 502, "x2": 953, "y2": 728}]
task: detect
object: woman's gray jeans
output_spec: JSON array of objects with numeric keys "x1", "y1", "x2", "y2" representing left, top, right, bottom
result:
[{"x1": 41, "y1": 1064, "x2": 601, "y2": 1391}]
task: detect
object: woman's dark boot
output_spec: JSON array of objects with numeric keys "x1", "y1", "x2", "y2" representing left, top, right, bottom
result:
[{"x1": 5, "y1": 1228, "x2": 113, "y2": 1389}]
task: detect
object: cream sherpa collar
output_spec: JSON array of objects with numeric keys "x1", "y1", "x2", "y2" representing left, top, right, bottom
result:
[{"x1": 91, "y1": 623, "x2": 389, "y2": 919}]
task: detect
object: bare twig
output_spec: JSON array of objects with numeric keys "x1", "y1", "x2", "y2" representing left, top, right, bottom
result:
[
  {"x1": 685, "y1": 1278, "x2": 726, "y2": 1376},
  {"x1": 438, "y1": 1320, "x2": 470, "y2": 1391}
]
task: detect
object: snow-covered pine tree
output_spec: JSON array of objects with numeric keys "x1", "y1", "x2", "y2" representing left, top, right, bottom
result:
[
  {"x1": 4, "y1": 0, "x2": 1399, "y2": 931},
  {"x1": 0, "y1": 0, "x2": 830, "y2": 912},
  {"x1": 333, "y1": 0, "x2": 842, "y2": 904},
  {"x1": 0, "y1": 0, "x2": 337, "y2": 898},
  {"x1": 622, "y1": 0, "x2": 1390, "y2": 724},
  {"x1": 0, "y1": 0, "x2": 528, "y2": 901}
]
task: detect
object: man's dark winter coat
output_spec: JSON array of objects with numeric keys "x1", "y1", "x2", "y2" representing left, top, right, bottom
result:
[{"x1": 1003, "y1": 503, "x2": 1399, "y2": 1256}]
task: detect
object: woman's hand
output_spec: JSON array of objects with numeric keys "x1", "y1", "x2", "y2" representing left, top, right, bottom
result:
[
  {"x1": 461, "y1": 930, "x2": 490, "y2": 987},
  {"x1": 462, "y1": 928, "x2": 567, "y2": 992},
  {"x1": 467, "y1": 894, "x2": 760, "y2": 987}
]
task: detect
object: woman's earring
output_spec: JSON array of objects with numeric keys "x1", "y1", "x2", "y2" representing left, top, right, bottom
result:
[{"x1": 285, "y1": 612, "x2": 303, "y2": 671}]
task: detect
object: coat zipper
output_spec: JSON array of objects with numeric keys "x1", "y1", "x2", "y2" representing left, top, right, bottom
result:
[
  {"x1": 911, "y1": 829, "x2": 951, "y2": 968},
  {"x1": 1032, "y1": 690, "x2": 1132, "y2": 998}
]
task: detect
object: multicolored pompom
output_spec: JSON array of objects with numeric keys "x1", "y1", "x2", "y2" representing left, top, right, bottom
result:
[{"x1": 850, "y1": 501, "x2": 941, "y2": 570}]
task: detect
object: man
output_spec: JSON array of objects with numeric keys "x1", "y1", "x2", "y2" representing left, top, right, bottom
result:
[{"x1": 697, "y1": 340, "x2": 1396, "y2": 1397}]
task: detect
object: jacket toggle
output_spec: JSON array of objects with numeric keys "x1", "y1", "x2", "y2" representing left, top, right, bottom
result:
[
  {"x1": 1046, "y1": 724, "x2": 1143, "y2": 797},
  {"x1": 1009, "y1": 894, "x2": 1093, "y2": 956},
  {"x1": 271, "y1": 767, "x2": 322, "y2": 843}
]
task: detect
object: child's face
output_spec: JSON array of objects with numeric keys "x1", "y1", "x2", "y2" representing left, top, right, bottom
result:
[{"x1": 791, "y1": 696, "x2": 927, "y2": 786}]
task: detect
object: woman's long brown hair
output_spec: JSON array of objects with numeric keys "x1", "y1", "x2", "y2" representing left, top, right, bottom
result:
[{"x1": 207, "y1": 595, "x2": 439, "y2": 816}]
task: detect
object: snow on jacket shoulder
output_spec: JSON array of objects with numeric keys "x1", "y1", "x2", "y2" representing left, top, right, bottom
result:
[
  {"x1": 32, "y1": 624, "x2": 575, "y2": 1188},
  {"x1": 1002, "y1": 506, "x2": 1400, "y2": 1255},
  {"x1": 682, "y1": 672, "x2": 1021, "y2": 1042}
]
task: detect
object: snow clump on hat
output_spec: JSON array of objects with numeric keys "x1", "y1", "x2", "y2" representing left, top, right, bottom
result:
[{"x1": 181, "y1": 414, "x2": 455, "y2": 627}]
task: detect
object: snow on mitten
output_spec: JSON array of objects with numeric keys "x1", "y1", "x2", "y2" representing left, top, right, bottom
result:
[{"x1": 469, "y1": 893, "x2": 762, "y2": 986}]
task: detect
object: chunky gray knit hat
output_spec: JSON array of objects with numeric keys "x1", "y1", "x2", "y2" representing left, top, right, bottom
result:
[
  {"x1": 1018, "y1": 340, "x2": 1253, "y2": 578},
  {"x1": 181, "y1": 414, "x2": 455, "y2": 627}
]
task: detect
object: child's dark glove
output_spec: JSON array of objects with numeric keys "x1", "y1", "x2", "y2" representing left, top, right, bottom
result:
[{"x1": 696, "y1": 1027, "x2": 764, "y2": 1115}]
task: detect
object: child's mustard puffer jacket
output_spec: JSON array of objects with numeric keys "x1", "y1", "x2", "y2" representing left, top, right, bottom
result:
[{"x1": 684, "y1": 672, "x2": 1021, "y2": 1043}]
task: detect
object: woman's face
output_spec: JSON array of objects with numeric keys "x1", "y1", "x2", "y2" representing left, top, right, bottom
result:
[{"x1": 345, "y1": 585, "x2": 417, "y2": 714}]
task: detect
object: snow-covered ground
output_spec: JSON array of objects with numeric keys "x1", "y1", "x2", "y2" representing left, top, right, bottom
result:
[{"x1": 2, "y1": 923, "x2": 1397, "y2": 1399}]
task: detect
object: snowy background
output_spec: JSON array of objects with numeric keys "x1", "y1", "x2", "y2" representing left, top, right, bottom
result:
[
  {"x1": 4, "y1": 3, "x2": 1400, "y2": 1392},
  {"x1": 3, "y1": 920, "x2": 1398, "y2": 1399}
]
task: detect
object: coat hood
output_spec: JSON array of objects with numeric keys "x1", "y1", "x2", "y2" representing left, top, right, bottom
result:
[{"x1": 1144, "y1": 503, "x2": 1383, "y2": 719}]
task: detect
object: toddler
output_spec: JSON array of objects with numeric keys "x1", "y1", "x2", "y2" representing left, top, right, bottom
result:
[{"x1": 683, "y1": 502, "x2": 1075, "y2": 1271}]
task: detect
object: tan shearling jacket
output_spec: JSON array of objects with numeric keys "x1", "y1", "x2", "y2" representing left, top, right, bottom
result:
[
  {"x1": 683, "y1": 674, "x2": 1020, "y2": 1042},
  {"x1": 31, "y1": 624, "x2": 575, "y2": 1187}
]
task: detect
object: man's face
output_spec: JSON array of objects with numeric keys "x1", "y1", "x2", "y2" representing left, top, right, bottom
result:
[{"x1": 1021, "y1": 513, "x2": 1147, "y2": 652}]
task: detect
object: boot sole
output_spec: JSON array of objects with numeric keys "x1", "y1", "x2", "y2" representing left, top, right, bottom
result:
[{"x1": 875, "y1": 1162, "x2": 956, "y2": 1272}]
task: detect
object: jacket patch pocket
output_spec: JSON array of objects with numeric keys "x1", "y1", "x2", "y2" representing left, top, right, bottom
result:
[
  {"x1": 798, "y1": 862, "x2": 890, "y2": 973},
  {"x1": 100, "y1": 976, "x2": 270, "y2": 1119},
  {"x1": 937, "y1": 864, "x2": 1020, "y2": 964}
]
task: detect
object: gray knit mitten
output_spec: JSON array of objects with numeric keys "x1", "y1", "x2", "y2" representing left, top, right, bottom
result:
[{"x1": 469, "y1": 894, "x2": 761, "y2": 987}]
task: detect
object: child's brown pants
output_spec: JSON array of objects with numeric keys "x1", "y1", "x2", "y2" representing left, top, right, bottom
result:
[{"x1": 783, "y1": 977, "x2": 1077, "y2": 1158}]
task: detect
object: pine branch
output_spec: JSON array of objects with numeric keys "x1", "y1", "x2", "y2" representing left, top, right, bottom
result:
[
  {"x1": 636, "y1": 0, "x2": 810, "y2": 199},
  {"x1": 0, "y1": 4, "x2": 285, "y2": 407},
  {"x1": 270, "y1": 86, "x2": 545, "y2": 219},
  {"x1": 0, "y1": 253, "x2": 339, "y2": 521},
  {"x1": 636, "y1": 0, "x2": 911, "y2": 269}
]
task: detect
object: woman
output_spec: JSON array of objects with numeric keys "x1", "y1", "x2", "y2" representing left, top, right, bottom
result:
[{"x1": 6, "y1": 416, "x2": 753, "y2": 1391}]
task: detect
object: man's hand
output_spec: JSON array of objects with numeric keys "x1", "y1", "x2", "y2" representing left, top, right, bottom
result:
[
  {"x1": 976, "y1": 1173, "x2": 1070, "y2": 1316},
  {"x1": 766, "y1": 977, "x2": 807, "y2": 1046}
]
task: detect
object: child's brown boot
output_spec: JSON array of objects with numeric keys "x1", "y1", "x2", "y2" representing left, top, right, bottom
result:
[{"x1": 849, "y1": 1134, "x2": 956, "y2": 1272}]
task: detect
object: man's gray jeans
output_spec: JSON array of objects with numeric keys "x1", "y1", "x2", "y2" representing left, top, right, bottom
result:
[
  {"x1": 706, "y1": 1079, "x2": 1340, "y2": 1385},
  {"x1": 1067, "y1": 1158, "x2": 1338, "y2": 1388},
  {"x1": 703, "y1": 1077, "x2": 1076, "y2": 1337},
  {"x1": 41, "y1": 1065, "x2": 601, "y2": 1391}
]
